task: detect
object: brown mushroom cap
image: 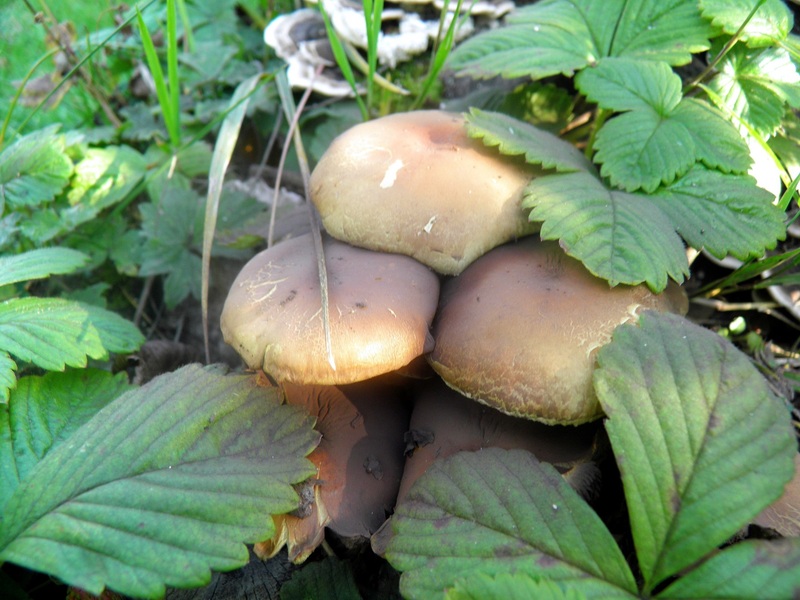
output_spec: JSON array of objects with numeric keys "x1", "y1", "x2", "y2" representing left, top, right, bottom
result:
[
  {"x1": 220, "y1": 233, "x2": 440, "y2": 385},
  {"x1": 309, "y1": 110, "x2": 540, "y2": 275},
  {"x1": 428, "y1": 237, "x2": 689, "y2": 425},
  {"x1": 256, "y1": 378, "x2": 411, "y2": 563}
]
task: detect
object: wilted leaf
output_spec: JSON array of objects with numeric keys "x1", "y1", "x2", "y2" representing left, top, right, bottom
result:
[
  {"x1": 0, "y1": 125, "x2": 72, "y2": 209},
  {"x1": 0, "y1": 365, "x2": 319, "y2": 598},
  {"x1": 699, "y1": 0, "x2": 793, "y2": 46},
  {"x1": 465, "y1": 109, "x2": 592, "y2": 173},
  {"x1": 447, "y1": 572, "x2": 587, "y2": 600},
  {"x1": 280, "y1": 557, "x2": 362, "y2": 600},
  {"x1": 523, "y1": 171, "x2": 689, "y2": 289},
  {"x1": 0, "y1": 247, "x2": 89, "y2": 287},
  {"x1": 0, "y1": 297, "x2": 143, "y2": 371},
  {"x1": 660, "y1": 538, "x2": 800, "y2": 598},
  {"x1": 386, "y1": 449, "x2": 637, "y2": 600},
  {"x1": 594, "y1": 312, "x2": 796, "y2": 592},
  {"x1": 0, "y1": 369, "x2": 133, "y2": 511}
]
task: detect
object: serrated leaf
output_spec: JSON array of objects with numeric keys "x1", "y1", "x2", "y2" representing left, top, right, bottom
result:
[
  {"x1": 593, "y1": 312, "x2": 797, "y2": 592},
  {"x1": 0, "y1": 352, "x2": 16, "y2": 404},
  {"x1": 446, "y1": 1, "x2": 597, "y2": 80},
  {"x1": 660, "y1": 538, "x2": 800, "y2": 598},
  {"x1": 386, "y1": 449, "x2": 637, "y2": 600},
  {"x1": 707, "y1": 42, "x2": 800, "y2": 135},
  {"x1": 0, "y1": 369, "x2": 133, "y2": 512},
  {"x1": 447, "y1": 0, "x2": 712, "y2": 81},
  {"x1": 699, "y1": 0, "x2": 793, "y2": 46},
  {"x1": 0, "y1": 297, "x2": 143, "y2": 371},
  {"x1": 447, "y1": 572, "x2": 587, "y2": 600},
  {"x1": 595, "y1": 109, "x2": 696, "y2": 192},
  {"x1": 0, "y1": 248, "x2": 90, "y2": 287},
  {"x1": 0, "y1": 126, "x2": 72, "y2": 209},
  {"x1": 672, "y1": 99, "x2": 752, "y2": 173},
  {"x1": 576, "y1": 58, "x2": 682, "y2": 113},
  {"x1": 649, "y1": 165, "x2": 785, "y2": 260},
  {"x1": 523, "y1": 171, "x2": 689, "y2": 289},
  {"x1": 280, "y1": 557, "x2": 362, "y2": 600},
  {"x1": 61, "y1": 145, "x2": 147, "y2": 232},
  {"x1": 604, "y1": 0, "x2": 713, "y2": 63},
  {"x1": 465, "y1": 109, "x2": 593, "y2": 173},
  {"x1": 0, "y1": 365, "x2": 319, "y2": 598}
]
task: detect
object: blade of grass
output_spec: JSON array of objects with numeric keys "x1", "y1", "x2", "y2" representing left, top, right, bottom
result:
[
  {"x1": 318, "y1": 1, "x2": 368, "y2": 120},
  {"x1": 0, "y1": 47, "x2": 58, "y2": 145},
  {"x1": 412, "y1": 0, "x2": 467, "y2": 109},
  {"x1": 137, "y1": 7, "x2": 178, "y2": 148},
  {"x1": 363, "y1": 0, "x2": 384, "y2": 110},
  {"x1": 165, "y1": 0, "x2": 181, "y2": 148},
  {"x1": 201, "y1": 73, "x2": 264, "y2": 362},
  {"x1": 276, "y1": 68, "x2": 337, "y2": 371},
  {"x1": 175, "y1": 0, "x2": 195, "y2": 53}
]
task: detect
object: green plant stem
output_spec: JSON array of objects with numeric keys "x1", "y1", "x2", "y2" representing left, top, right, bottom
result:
[
  {"x1": 583, "y1": 107, "x2": 610, "y2": 160},
  {"x1": 683, "y1": 0, "x2": 768, "y2": 94},
  {"x1": 0, "y1": 47, "x2": 58, "y2": 146}
]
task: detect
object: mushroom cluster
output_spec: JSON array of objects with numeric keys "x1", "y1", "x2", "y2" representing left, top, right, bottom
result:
[
  {"x1": 220, "y1": 109, "x2": 688, "y2": 561},
  {"x1": 264, "y1": 1, "x2": 514, "y2": 95}
]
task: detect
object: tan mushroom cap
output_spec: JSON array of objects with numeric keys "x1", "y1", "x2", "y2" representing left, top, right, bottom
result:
[
  {"x1": 428, "y1": 237, "x2": 689, "y2": 425},
  {"x1": 309, "y1": 110, "x2": 540, "y2": 275},
  {"x1": 221, "y1": 233, "x2": 439, "y2": 385}
]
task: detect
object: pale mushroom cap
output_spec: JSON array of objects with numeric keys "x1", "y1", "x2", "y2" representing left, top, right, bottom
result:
[
  {"x1": 221, "y1": 233, "x2": 439, "y2": 385},
  {"x1": 428, "y1": 237, "x2": 689, "y2": 425},
  {"x1": 309, "y1": 110, "x2": 539, "y2": 275}
]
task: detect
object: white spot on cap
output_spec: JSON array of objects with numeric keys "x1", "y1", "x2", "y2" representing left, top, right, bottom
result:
[
  {"x1": 380, "y1": 159, "x2": 404, "y2": 189},
  {"x1": 423, "y1": 215, "x2": 436, "y2": 234}
]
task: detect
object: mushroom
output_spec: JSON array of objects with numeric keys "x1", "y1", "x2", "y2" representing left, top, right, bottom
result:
[
  {"x1": 220, "y1": 232, "x2": 440, "y2": 385},
  {"x1": 309, "y1": 110, "x2": 540, "y2": 275},
  {"x1": 371, "y1": 377, "x2": 601, "y2": 554},
  {"x1": 255, "y1": 377, "x2": 411, "y2": 563},
  {"x1": 428, "y1": 236, "x2": 689, "y2": 425}
]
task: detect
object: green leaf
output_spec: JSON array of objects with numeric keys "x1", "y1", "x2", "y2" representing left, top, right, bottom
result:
[
  {"x1": 140, "y1": 185, "x2": 203, "y2": 308},
  {"x1": 579, "y1": 58, "x2": 748, "y2": 191},
  {"x1": 649, "y1": 165, "x2": 785, "y2": 261},
  {"x1": 280, "y1": 557, "x2": 362, "y2": 600},
  {"x1": 603, "y1": 0, "x2": 713, "y2": 63},
  {"x1": 386, "y1": 449, "x2": 637, "y2": 600},
  {"x1": 576, "y1": 58, "x2": 682, "y2": 114},
  {"x1": 593, "y1": 312, "x2": 797, "y2": 593},
  {"x1": 660, "y1": 538, "x2": 800, "y2": 598},
  {"x1": 0, "y1": 365, "x2": 319, "y2": 598},
  {"x1": 594, "y1": 109, "x2": 695, "y2": 192},
  {"x1": 0, "y1": 248, "x2": 90, "y2": 287},
  {"x1": 707, "y1": 42, "x2": 800, "y2": 136},
  {"x1": 0, "y1": 125, "x2": 72, "y2": 209},
  {"x1": 447, "y1": 0, "x2": 712, "y2": 81},
  {"x1": 465, "y1": 108, "x2": 593, "y2": 173},
  {"x1": 523, "y1": 171, "x2": 689, "y2": 289},
  {"x1": 0, "y1": 369, "x2": 133, "y2": 512},
  {"x1": 0, "y1": 352, "x2": 16, "y2": 404},
  {"x1": 445, "y1": 0, "x2": 597, "y2": 80},
  {"x1": 447, "y1": 572, "x2": 587, "y2": 600},
  {"x1": 672, "y1": 99, "x2": 752, "y2": 173},
  {"x1": 699, "y1": 0, "x2": 793, "y2": 46},
  {"x1": 0, "y1": 297, "x2": 143, "y2": 371},
  {"x1": 61, "y1": 145, "x2": 147, "y2": 232}
]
